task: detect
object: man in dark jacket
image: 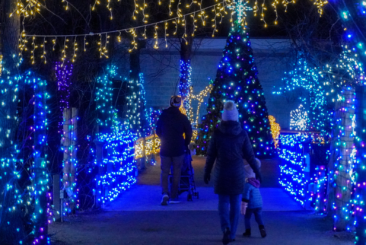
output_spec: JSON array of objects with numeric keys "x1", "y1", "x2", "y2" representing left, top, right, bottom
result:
[
  {"x1": 204, "y1": 100, "x2": 262, "y2": 245},
  {"x1": 156, "y1": 95, "x2": 192, "y2": 205}
]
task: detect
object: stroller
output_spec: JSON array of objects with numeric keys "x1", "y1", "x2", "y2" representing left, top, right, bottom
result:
[{"x1": 169, "y1": 151, "x2": 199, "y2": 201}]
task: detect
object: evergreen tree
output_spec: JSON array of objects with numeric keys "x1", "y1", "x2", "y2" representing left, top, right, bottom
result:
[{"x1": 196, "y1": 22, "x2": 274, "y2": 158}]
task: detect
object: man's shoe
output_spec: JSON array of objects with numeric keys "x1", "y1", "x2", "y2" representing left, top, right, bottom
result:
[
  {"x1": 222, "y1": 227, "x2": 231, "y2": 245},
  {"x1": 161, "y1": 194, "x2": 169, "y2": 206},
  {"x1": 169, "y1": 200, "x2": 180, "y2": 204},
  {"x1": 243, "y1": 229, "x2": 251, "y2": 237},
  {"x1": 259, "y1": 227, "x2": 267, "y2": 238}
]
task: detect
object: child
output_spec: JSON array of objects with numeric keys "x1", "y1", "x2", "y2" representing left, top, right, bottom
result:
[{"x1": 241, "y1": 159, "x2": 266, "y2": 238}]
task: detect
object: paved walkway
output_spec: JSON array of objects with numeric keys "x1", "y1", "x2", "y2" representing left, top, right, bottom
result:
[
  {"x1": 105, "y1": 186, "x2": 303, "y2": 212},
  {"x1": 49, "y1": 156, "x2": 354, "y2": 245}
]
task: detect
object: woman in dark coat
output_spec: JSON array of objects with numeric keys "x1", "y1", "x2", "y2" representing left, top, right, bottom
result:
[{"x1": 204, "y1": 100, "x2": 262, "y2": 245}]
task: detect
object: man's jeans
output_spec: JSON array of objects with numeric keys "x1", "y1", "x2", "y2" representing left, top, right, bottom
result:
[
  {"x1": 245, "y1": 207, "x2": 264, "y2": 229},
  {"x1": 218, "y1": 194, "x2": 241, "y2": 240},
  {"x1": 160, "y1": 154, "x2": 184, "y2": 200}
]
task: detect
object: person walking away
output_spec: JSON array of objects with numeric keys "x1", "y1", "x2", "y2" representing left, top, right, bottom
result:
[
  {"x1": 204, "y1": 100, "x2": 262, "y2": 245},
  {"x1": 156, "y1": 95, "x2": 192, "y2": 205},
  {"x1": 241, "y1": 159, "x2": 266, "y2": 238}
]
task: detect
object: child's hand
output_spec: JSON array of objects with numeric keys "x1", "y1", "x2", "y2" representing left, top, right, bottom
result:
[{"x1": 241, "y1": 201, "x2": 248, "y2": 215}]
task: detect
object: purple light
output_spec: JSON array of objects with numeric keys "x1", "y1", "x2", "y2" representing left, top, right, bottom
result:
[{"x1": 55, "y1": 61, "x2": 73, "y2": 133}]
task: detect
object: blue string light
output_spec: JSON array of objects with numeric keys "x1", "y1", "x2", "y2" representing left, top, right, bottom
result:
[{"x1": 94, "y1": 66, "x2": 139, "y2": 204}]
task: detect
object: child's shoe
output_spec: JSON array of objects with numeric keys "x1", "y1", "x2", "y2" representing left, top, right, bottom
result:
[
  {"x1": 242, "y1": 229, "x2": 251, "y2": 237},
  {"x1": 259, "y1": 225, "x2": 266, "y2": 238}
]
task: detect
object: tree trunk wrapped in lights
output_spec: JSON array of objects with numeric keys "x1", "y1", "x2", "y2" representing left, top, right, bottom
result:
[
  {"x1": 333, "y1": 1, "x2": 366, "y2": 242},
  {"x1": 62, "y1": 107, "x2": 78, "y2": 213},
  {"x1": 0, "y1": 0, "x2": 25, "y2": 243},
  {"x1": 31, "y1": 76, "x2": 50, "y2": 245},
  {"x1": 179, "y1": 11, "x2": 193, "y2": 110},
  {"x1": 330, "y1": 87, "x2": 356, "y2": 231}
]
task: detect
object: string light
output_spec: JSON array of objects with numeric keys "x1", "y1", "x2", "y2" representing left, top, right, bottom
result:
[
  {"x1": 164, "y1": 22, "x2": 168, "y2": 47},
  {"x1": 187, "y1": 83, "x2": 213, "y2": 129},
  {"x1": 61, "y1": 38, "x2": 68, "y2": 64},
  {"x1": 55, "y1": 61, "x2": 79, "y2": 214},
  {"x1": 335, "y1": 2, "x2": 366, "y2": 242},
  {"x1": 274, "y1": 48, "x2": 364, "y2": 239},
  {"x1": 186, "y1": 84, "x2": 213, "y2": 142},
  {"x1": 15, "y1": 0, "x2": 41, "y2": 17},
  {"x1": 125, "y1": 73, "x2": 148, "y2": 138},
  {"x1": 154, "y1": 24, "x2": 159, "y2": 49},
  {"x1": 96, "y1": 126, "x2": 138, "y2": 204},
  {"x1": 278, "y1": 133, "x2": 310, "y2": 205},
  {"x1": 290, "y1": 104, "x2": 309, "y2": 131},
  {"x1": 310, "y1": 165, "x2": 328, "y2": 214},
  {"x1": 94, "y1": 66, "x2": 138, "y2": 204},
  {"x1": 25, "y1": 73, "x2": 51, "y2": 245},
  {"x1": 134, "y1": 134, "x2": 161, "y2": 159},
  {"x1": 31, "y1": 36, "x2": 36, "y2": 65},
  {"x1": 275, "y1": 57, "x2": 332, "y2": 136},
  {"x1": 0, "y1": 69, "x2": 29, "y2": 245},
  {"x1": 72, "y1": 37, "x2": 78, "y2": 62},
  {"x1": 129, "y1": 29, "x2": 138, "y2": 52},
  {"x1": 134, "y1": 108, "x2": 162, "y2": 160},
  {"x1": 22, "y1": 0, "x2": 231, "y2": 63},
  {"x1": 16, "y1": 0, "x2": 328, "y2": 64},
  {"x1": 331, "y1": 88, "x2": 357, "y2": 232},
  {"x1": 0, "y1": 55, "x2": 2, "y2": 76},
  {"x1": 311, "y1": 0, "x2": 328, "y2": 16},
  {"x1": 268, "y1": 115, "x2": 280, "y2": 148},
  {"x1": 41, "y1": 37, "x2": 47, "y2": 64},
  {"x1": 107, "y1": 0, "x2": 113, "y2": 20},
  {"x1": 62, "y1": 0, "x2": 69, "y2": 11},
  {"x1": 179, "y1": 60, "x2": 192, "y2": 109},
  {"x1": 169, "y1": 0, "x2": 173, "y2": 16},
  {"x1": 196, "y1": 10, "x2": 274, "y2": 157},
  {"x1": 91, "y1": 0, "x2": 100, "y2": 11}
]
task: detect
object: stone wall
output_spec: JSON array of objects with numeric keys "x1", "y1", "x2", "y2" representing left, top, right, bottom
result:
[{"x1": 138, "y1": 38, "x2": 299, "y2": 129}]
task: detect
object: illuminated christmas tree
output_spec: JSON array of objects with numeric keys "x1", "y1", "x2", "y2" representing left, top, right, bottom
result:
[{"x1": 196, "y1": 7, "x2": 274, "y2": 157}]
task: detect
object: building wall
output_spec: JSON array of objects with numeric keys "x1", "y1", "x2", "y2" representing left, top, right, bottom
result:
[{"x1": 140, "y1": 38, "x2": 299, "y2": 129}]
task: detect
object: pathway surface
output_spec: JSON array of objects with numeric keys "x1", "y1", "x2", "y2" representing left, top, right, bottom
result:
[{"x1": 49, "y1": 156, "x2": 354, "y2": 245}]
